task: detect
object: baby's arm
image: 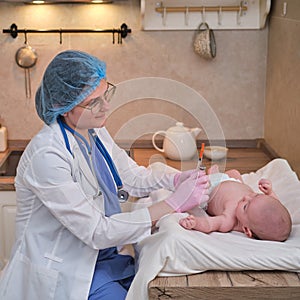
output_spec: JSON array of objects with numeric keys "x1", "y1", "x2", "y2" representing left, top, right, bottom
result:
[
  {"x1": 179, "y1": 214, "x2": 235, "y2": 233},
  {"x1": 258, "y1": 178, "x2": 279, "y2": 199}
]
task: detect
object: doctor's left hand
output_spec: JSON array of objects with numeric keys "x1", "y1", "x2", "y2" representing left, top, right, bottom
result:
[
  {"x1": 166, "y1": 172, "x2": 209, "y2": 213},
  {"x1": 173, "y1": 169, "x2": 206, "y2": 189}
]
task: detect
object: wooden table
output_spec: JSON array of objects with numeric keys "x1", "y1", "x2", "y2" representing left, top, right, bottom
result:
[
  {"x1": 132, "y1": 147, "x2": 273, "y2": 174},
  {"x1": 149, "y1": 271, "x2": 300, "y2": 299}
]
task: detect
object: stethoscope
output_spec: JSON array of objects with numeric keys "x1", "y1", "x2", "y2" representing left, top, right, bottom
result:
[{"x1": 57, "y1": 117, "x2": 129, "y2": 202}]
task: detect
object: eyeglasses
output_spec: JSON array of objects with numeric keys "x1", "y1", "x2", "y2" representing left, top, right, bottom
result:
[{"x1": 78, "y1": 82, "x2": 116, "y2": 114}]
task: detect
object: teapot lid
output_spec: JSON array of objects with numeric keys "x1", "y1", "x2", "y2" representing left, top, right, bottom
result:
[{"x1": 168, "y1": 122, "x2": 187, "y2": 133}]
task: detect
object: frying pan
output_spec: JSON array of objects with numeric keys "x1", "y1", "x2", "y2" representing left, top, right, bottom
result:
[{"x1": 15, "y1": 42, "x2": 38, "y2": 98}]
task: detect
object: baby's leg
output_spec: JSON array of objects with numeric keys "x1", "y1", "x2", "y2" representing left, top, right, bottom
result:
[
  {"x1": 207, "y1": 165, "x2": 219, "y2": 174},
  {"x1": 225, "y1": 169, "x2": 243, "y2": 182}
]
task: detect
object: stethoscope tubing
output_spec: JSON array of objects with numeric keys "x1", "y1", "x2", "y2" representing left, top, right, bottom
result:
[
  {"x1": 88, "y1": 129, "x2": 123, "y2": 189},
  {"x1": 57, "y1": 117, "x2": 127, "y2": 201}
]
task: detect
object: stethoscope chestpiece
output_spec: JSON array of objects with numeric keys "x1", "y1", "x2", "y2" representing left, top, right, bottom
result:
[{"x1": 118, "y1": 190, "x2": 129, "y2": 202}]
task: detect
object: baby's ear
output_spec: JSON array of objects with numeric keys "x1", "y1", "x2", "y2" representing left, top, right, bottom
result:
[{"x1": 242, "y1": 226, "x2": 253, "y2": 238}]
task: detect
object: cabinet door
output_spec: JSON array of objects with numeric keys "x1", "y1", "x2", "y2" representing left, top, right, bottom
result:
[{"x1": 0, "y1": 191, "x2": 16, "y2": 270}]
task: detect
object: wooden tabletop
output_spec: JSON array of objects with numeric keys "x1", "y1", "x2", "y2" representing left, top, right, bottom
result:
[
  {"x1": 132, "y1": 147, "x2": 272, "y2": 174},
  {"x1": 149, "y1": 270, "x2": 300, "y2": 299}
]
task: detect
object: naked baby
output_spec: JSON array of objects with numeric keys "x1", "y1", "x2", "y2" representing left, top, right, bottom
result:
[{"x1": 179, "y1": 166, "x2": 292, "y2": 242}]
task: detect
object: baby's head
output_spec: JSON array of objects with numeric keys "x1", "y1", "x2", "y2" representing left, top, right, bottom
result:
[{"x1": 236, "y1": 194, "x2": 292, "y2": 242}]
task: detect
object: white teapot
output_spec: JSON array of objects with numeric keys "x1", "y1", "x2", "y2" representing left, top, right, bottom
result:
[{"x1": 152, "y1": 122, "x2": 201, "y2": 161}]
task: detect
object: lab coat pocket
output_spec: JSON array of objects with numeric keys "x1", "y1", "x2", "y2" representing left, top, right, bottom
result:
[{"x1": 1, "y1": 252, "x2": 59, "y2": 300}]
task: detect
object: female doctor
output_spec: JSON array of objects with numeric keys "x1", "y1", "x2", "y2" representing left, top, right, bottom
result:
[{"x1": 0, "y1": 50, "x2": 209, "y2": 300}]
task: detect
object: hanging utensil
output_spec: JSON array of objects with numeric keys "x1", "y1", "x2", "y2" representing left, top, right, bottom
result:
[{"x1": 15, "y1": 32, "x2": 38, "y2": 98}]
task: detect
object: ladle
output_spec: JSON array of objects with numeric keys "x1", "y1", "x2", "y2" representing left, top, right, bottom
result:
[{"x1": 15, "y1": 32, "x2": 38, "y2": 98}]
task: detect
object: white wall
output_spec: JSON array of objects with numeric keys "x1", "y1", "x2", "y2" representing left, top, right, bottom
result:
[{"x1": 264, "y1": 0, "x2": 300, "y2": 175}]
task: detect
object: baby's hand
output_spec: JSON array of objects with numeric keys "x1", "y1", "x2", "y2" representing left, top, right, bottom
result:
[
  {"x1": 179, "y1": 215, "x2": 197, "y2": 230},
  {"x1": 258, "y1": 178, "x2": 273, "y2": 195}
]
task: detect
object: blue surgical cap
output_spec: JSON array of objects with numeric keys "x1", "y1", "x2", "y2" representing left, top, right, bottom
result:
[{"x1": 35, "y1": 50, "x2": 106, "y2": 125}]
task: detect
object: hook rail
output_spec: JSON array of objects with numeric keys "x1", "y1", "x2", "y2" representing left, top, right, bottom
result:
[
  {"x1": 2, "y1": 23, "x2": 131, "y2": 44},
  {"x1": 155, "y1": 5, "x2": 248, "y2": 14},
  {"x1": 142, "y1": 0, "x2": 270, "y2": 30}
]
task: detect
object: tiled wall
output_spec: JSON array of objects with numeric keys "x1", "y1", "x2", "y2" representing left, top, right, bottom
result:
[
  {"x1": 0, "y1": 0, "x2": 268, "y2": 143},
  {"x1": 265, "y1": 0, "x2": 300, "y2": 175}
]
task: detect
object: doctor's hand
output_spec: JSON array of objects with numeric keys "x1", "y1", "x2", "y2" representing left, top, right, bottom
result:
[
  {"x1": 165, "y1": 172, "x2": 209, "y2": 213},
  {"x1": 173, "y1": 169, "x2": 206, "y2": 189}
]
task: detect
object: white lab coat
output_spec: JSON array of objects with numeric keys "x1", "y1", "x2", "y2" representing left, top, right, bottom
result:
[{"x1": 0, "y1": 122, "x2": 175, "y2": 300}]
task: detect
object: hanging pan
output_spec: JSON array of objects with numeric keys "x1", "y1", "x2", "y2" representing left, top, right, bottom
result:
[{"x1": 15, "y1": 34, "x2": 38, "y2": 98}]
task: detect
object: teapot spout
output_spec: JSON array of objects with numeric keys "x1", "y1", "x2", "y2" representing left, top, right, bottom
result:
[{"x1": 190, "y1": 127, "x2": 201, "y2": 138}]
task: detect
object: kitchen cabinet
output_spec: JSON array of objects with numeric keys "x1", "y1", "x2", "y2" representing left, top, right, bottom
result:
[{"x1": 0, "y1": 191, "x2": 16, "y2": 270}]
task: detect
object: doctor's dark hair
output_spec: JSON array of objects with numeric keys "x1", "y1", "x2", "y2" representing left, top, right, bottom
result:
[{"x1": 35, "y1": 50, "x2": 106, "y2": 125}]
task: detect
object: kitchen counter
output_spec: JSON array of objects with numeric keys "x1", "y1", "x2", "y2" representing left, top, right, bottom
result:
[
  {"x1": 0, "y1": 149, "x2": 15, "y2": 191},
  {"x1": 0, "y1": 179, "x2": 15, "y2": 191},
  {"x1": 0, "y1": 140, "x2": 29, "y2": 191}
]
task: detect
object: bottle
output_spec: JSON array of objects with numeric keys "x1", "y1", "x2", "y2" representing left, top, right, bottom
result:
[{"x1": 0, "y1": 123, "x2": 8, "y2": 152}]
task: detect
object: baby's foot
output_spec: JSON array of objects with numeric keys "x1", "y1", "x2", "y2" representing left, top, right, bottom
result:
[{"x1": 179, "y1": 215, "x2": 196, "y2": 230}]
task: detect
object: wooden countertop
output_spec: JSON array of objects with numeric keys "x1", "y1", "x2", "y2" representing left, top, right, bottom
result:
[
  {"x1": 132, "y1": 147, "x2": 273, "y2": 174},
  {"x1": 0, "y1": 149, "x2": 15, "y2": 190},
  {"x1": 0, "y1": 140, "x2": 29, "y2": 191}
]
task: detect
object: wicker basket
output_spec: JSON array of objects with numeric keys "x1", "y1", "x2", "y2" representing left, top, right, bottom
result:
[{"x1": 193, "y1": 22, "x2": 216, "y2": 59}]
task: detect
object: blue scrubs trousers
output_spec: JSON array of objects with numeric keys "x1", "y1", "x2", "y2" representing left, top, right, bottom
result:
[
  {"x1": 88, "y1": 247, "x2": 135, "y2": 300},
  {"x1": 88, "y1": 275, "x2": 134, "y2": 300}
]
